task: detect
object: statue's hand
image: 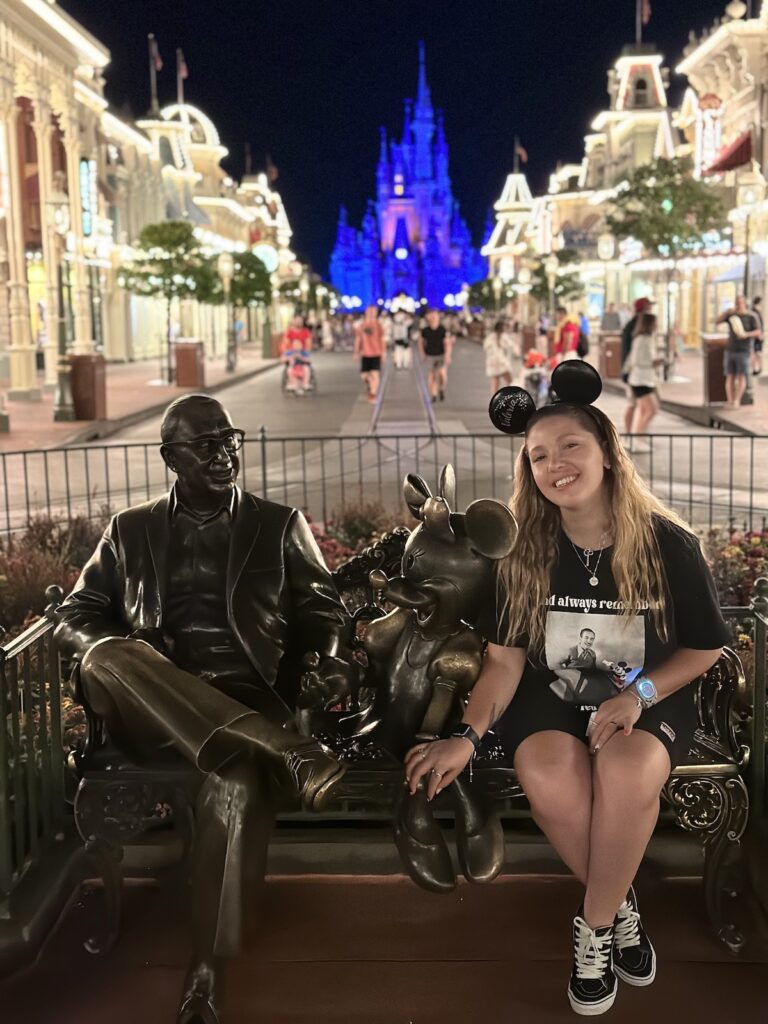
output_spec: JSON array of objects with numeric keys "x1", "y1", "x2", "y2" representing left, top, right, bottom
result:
[
  {"x1": 128, "y1": 627, "x2": 174, "y2": 659},
  {"x1": 298, "y1": 651, "x2": 359, "y2": 711}
]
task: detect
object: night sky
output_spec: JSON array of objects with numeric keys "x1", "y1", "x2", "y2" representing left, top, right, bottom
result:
[{"x1": 60, "y1": 0, "x2": 730, "y2": 273}]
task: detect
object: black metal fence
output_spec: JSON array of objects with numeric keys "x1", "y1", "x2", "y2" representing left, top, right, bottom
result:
[
  {"x1": 3, "y1": 431, "x2": 768, "y2": 537},
  {"x1": 0, "y1": 603, "x2": 67, "y2": 919}
]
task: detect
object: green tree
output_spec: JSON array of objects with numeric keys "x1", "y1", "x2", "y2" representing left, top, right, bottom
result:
[
  {"x1": 529, "y1": 248, "x2": 584, "y2": 307},
  {"x1": 118, "y1": 221, "x2": 216, "y2": 382},
  {"x1": 224, "y1": 251, "x2": 272, "y2": 308},
  {"x1": 606, "y1": 156, "x2": 727, "y2": 365}
]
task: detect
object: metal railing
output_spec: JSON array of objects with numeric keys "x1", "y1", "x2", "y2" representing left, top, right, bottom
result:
[
  {"x1": 3, "y1": 431, "x2": 768, "y2": 537},
  {"x1": 0, "y1": 595, "x2": 67, "y2": 919}
]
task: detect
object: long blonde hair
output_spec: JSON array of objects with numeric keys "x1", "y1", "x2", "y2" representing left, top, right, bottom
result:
[{"x1": 497, "y1": 405, "x2": 695, "y2": 653}]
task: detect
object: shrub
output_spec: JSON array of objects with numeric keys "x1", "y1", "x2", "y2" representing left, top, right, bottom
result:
[
  {"x1": 324, "y1": 499, "x2": 412, "y2": 551},
  {"x1": 0, "y1": 509, "x2": 111, "y2": 636},
  {"x1": 701, "y1": 525, "x2": 768, "y2": 607}
]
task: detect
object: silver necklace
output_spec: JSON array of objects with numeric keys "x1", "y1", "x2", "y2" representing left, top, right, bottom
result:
[{"x1": 569, "y1": 531, "x2": 610, "y2": 587}]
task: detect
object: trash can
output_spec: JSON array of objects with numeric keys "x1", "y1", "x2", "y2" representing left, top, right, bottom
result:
[
  {"x1": 69, "y1": 354, "x2": 107, "y2": 420},
  {"x1": 701, "y1": 334, "x2": 728, "y2": 404},
  {"x1": 175, "y1": 339, "x2": 205, "y2": 388},
  {"x1": 598, "y1": 332, "x2": 623, "y2": 378}
]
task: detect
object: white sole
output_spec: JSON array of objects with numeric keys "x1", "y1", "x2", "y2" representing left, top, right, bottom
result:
[
  {"x1": 614, "y1": 960, "x2": 656, "y2": 987},
  {"x1": 567, "y1": 988, "x2": 617, "y2": 1015}
]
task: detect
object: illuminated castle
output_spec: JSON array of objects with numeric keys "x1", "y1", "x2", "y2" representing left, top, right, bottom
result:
[{"x1": 329, "y1": 43, "x2": 486, "y2": 309}]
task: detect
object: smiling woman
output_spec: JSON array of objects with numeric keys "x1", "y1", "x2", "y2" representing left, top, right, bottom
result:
[{"x1": 407, "y1": 363, "x2": 729, "y2": 1016}]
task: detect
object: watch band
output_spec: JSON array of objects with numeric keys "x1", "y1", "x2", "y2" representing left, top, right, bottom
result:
[{"x1": 449, "y1": 724, "x2": 481, "y2": 750}]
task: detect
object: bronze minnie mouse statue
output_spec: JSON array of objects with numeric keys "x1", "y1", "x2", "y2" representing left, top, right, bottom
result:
[{"x1": 364, "y1": 465, "x2": 518, "y2": 892}]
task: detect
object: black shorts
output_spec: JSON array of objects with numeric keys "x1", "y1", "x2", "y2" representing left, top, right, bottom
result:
[
  {"x1": 361, "y1": 356, "x2": 381, "y2": 373},
  {"x1": 754, "y1": 339, "x2": 763, "y2": 353},
  {"x1": 631, "y1": 385, "x2": 656, "y2": 398},
  {"x1": 495, "y1": 672, "x2": 698, "y2": 771}
]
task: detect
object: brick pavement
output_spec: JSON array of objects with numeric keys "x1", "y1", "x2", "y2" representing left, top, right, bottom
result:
[{"x1": 0, "y1": 344, "x2": 279, "y2": 453}]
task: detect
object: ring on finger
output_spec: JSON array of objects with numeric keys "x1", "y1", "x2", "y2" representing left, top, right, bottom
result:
[{"x1": 430, "y1": 768, "x2": 443, "y2": 777}]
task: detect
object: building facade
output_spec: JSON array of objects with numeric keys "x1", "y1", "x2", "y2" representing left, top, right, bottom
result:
[{"x1": 330, "y1": 43, "x2": 486, "y2": 310}]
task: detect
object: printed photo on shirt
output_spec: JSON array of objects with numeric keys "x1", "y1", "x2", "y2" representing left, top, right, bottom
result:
[{"x1": 545, "y1": 611, "x2": 645, "y2": 705}]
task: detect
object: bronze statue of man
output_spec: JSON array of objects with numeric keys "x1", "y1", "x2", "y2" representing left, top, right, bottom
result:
[{"x1": 55, "y1": 394, "x2": 357, "y2": 1024}]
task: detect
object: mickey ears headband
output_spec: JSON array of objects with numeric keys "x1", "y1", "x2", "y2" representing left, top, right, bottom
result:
[{"x1": 488, "y1": 360, "x2": 603, "y2": 435}]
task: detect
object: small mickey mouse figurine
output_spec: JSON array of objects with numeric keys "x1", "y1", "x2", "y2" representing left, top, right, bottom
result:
[{"x1": 364, "y1": 465, "x2": 518, "y2": 893}]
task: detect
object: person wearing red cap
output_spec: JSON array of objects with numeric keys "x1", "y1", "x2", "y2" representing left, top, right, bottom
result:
[{"x1": 621, "y1": 298, "x2": 654, "y2": 436}]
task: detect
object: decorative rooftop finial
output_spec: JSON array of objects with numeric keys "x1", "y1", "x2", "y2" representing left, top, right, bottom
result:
[{"x1": 415, "y1": 40, "x2": 432, "y2": 114}]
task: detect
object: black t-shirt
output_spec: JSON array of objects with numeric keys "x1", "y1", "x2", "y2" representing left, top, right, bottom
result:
[
  {"x1": 422, "y1": 325, "x2": 447, "y2": 356},
  {"x1": 480, "y1": 519, "x2": 730, "y2": 708},
  {"x1": 726, "y1": 312, "x2": 758, "y2": 355}
]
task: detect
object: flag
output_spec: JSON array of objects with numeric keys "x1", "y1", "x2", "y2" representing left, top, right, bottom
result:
[
  {"x1": 515, "y1": 142, "x2": 529, "y2": 164},
  {"x1": 642, "y1": 0, "x2": 651, "y2": 25},
  {"x1": 149, "y1": 34, "x2": 163, "y2": 72},
  {"x1": 266, "y1": 153, "x2": 279, "y2": 183},
  {"x1": 177, "y1": 49, "x2": 189, "y2": 80}
]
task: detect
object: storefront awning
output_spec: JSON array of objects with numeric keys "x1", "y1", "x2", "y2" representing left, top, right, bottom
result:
[
  {"x1": 704, "y1": 130, "x2": 752, "y2": 176},
  {"x1": 711, "y1": 254, "x2": 765, "y2": 284}
]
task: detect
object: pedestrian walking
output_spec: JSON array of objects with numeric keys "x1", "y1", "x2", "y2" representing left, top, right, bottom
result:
[
  {"x1": 392, "y1": 310, "x2": 412, "y2": 370},
  {"x1": 418, "y1": 308, "x2": 453, "y2": 402},
  {"x1": 354, "y1": 306, "x2": 385, "y2": 402},
  {"x1": 600, "y1": 303, "x2": 621, "y2": 331},
  {"x1": 553, "y1": 306, "x2": 580, "y2": 363},
  {"x1": 620, "y1": 297, "x2": 654, "y2": 435},
  {"x1": 716, "y1": 295, "x2": 761, "y2": 408},
  {"x1": 483, "y1": 319, "x2": 520, "y2": 396},
  {"x1": 623, "y1": 312, "x2": 664, "y2": 447}
]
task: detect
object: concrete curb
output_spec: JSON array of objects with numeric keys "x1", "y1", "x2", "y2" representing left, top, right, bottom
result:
[
  {"x1": 601, "y1": 377, "x2": 758, "y2": 437},
  {"x1": 57, "y1": 360, "x2": 281, "y2": 448}
]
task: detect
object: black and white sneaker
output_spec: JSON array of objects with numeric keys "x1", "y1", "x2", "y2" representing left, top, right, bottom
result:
[
  {"x1": 613, "y1": 886, "x2": 656, "y2": 986},
  {"x1": 568, "y1": 914, "x2": 617, "y2": 1015}
]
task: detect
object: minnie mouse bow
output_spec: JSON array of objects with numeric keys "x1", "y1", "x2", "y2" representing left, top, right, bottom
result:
[{"x1": 488, "y1": 360, "x2": 603, "y2": 435}]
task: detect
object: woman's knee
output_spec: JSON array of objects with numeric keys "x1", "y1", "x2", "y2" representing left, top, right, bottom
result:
[
  {"x1": 592, "y1": 734, "x2": 668, "y2": 811},
  {"x1": 514, "y1": 733, "x2": 592, "y2": 822}
]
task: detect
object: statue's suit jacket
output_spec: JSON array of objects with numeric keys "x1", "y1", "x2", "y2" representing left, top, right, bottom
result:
[{"x1": 54, "y1": 488, "x2": 351, "y2": 698}]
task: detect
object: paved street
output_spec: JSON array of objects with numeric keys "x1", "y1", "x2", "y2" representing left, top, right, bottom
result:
[{"x1": 4, "y1": 341, "x2": 767, "y2": 536}]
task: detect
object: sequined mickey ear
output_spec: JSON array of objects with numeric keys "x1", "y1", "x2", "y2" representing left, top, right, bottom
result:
[
  {"x1": 550, "y1": 360, "x2": 603, "y2": 405},
  {"x1": 488, "y1": 386, "x2": 536, "y2": 435}
]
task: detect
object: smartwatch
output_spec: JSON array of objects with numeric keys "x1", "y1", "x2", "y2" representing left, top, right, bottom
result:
[
  {"x1": 633, "y1": 677, "x2": 658, "y2": 710},
  {"x1": 449, "y1": 724, "x2": 481, "y2": 750}
]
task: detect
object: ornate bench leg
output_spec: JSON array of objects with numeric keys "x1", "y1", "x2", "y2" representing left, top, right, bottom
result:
[
  {"x1": 82, "y1": 837, "x2": 124, "y2": 955},
  {"x1": 664, "y1": 775, "x2": 749, "y2": 954}
]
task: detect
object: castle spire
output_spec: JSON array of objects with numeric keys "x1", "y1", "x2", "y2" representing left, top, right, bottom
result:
[
  {"x1": 379, "y1": 126, "x2": 388, "y2": 164},
  {"x1": 415, "y1": 40, "x2": 433, "y2": 117}
]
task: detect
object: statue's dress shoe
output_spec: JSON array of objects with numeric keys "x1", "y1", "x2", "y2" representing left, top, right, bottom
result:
[
  {"x1": 455, "y1": 801, "x2": 504, "y2": 884},
  {"x1": 177, "y1": 958, "x2": 223, "y2": 1024},
  {"x1": 393, "y1": 789, "x2": 455, "y2": 894},
  {"x1": 283, "y1": 741, "x2": 346, "y2": 812}
]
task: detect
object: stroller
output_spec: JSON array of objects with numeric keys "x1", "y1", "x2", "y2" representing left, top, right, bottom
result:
[{"x1": 522, "y1": 350, "x2": 552, "y2": 408}]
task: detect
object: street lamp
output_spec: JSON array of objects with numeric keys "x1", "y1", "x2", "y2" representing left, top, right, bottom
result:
[
  {"x1": 597, "y1": 232, "x2": 615, "y2": 321},
  {"x1": 216, "y1": 251, "x2": 236, "y2": 373},
  {"x1": 299, "y1": 274, "x2": 310, "y2": 314},
  {"x1": 492, "y1": 275, "x2": 502, "y2": 312},
  {"x1": 545, "y1": 252, "x2": 559, "y2": 324},
  {"x1": 48, "y1": 186, "x2": 75, "y2": 421}
]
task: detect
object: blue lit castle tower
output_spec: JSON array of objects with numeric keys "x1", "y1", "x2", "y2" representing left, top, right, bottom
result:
[{"x1": 330, "y1": 43, "x2": 486, "y2": 308}]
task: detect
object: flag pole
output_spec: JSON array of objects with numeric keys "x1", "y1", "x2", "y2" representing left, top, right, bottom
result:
[
  {"x1": 148, "y1": 34, "x2": 159, "y2": 114},
  {"x1": 513, "y1": 134, "x2": 520, "y2": 174},
  {"x1": 176, "y1": 48, "x2": 184, "y2": 106}
]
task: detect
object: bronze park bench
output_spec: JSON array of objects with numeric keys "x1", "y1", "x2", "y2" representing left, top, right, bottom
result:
[{"x1": 54, "y1": 526, "x2": 767, "y2": 960}]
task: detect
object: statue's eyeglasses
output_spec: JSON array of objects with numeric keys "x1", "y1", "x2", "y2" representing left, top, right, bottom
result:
[{"x1": 163, "y1": 429, "x2": 245, "y2": 461}]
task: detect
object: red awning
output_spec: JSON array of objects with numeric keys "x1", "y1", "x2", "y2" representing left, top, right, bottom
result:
[{"x1": 704, "y1": 130, "x2": 752, "y2": 175}]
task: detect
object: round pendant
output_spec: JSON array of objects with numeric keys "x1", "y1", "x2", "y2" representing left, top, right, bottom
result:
[{"x1": 589, "y1": 576, "x2": 598, "y2": 587}]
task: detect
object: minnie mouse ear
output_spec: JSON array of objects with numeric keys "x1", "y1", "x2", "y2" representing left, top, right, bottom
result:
[
  {"x1": 550, "y1": 360, "x2": 602, "y2": 405},
  {"x1": 488, "y1": 386, "x2": 537, "y2": 435}
]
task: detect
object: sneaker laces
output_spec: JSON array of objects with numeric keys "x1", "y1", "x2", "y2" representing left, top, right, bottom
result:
[
  {"x1": 614, "y1": 902, "x2": 641, "y2": 950},
  {"x1": 574, "y1": 917, "x2": 613, "y2": 980}
]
